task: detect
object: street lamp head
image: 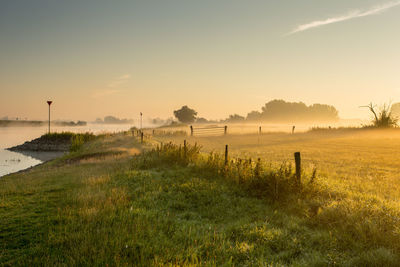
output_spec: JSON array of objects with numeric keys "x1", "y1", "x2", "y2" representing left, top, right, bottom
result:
[{"x1": 47, "y1": 101, "x2": 53, "y2": 106}]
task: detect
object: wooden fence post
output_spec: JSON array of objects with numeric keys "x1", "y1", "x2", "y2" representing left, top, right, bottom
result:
[
  {"x1": 294, "y1": 152, "x2": 301, "y2": 186},
  {"x1": 259, "y1": 126, "x2": 262, "y2": 135},
  {"x1": 141, "y1": 132, "x2": 144, "y2": 144},
  {"x1": 190, "y1": 125, "x2": 193, "y2": 136},
  {"x1": 224, "y1": 126, "x2": 227, "y2": 135},
  {"x1": 225, "y1": 145, "x2": 228, "y2": 165},
  {"x1": 183, "y1": 140, "x2": 187, "y2": 159}
]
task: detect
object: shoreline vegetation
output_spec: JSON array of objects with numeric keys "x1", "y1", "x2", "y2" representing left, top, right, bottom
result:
[
  {"x1": 7, "y1": 132, "x2": 95, "y2": 152},
  {"x1": 2, "y1": 128, "x2": 400, "y2": 265}
]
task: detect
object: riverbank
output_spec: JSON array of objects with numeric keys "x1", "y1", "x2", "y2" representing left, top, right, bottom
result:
[
  {"x1": 1, "y1": 132, "x2": 95, "y2": 178},
  {"x1": 2, "y1": 131, "x2": 400, "y2": 265},
  {"x1": 7, "y1": 132, "x2": 74, "y2": 152}
]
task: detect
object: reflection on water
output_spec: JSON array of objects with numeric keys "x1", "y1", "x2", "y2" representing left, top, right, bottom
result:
[
  {"x1": 0, "y1": 124, "x2": 134, "y2": 177},
  {"x1": 0, "y1": 149, "x2": 42, "y2": 177}
]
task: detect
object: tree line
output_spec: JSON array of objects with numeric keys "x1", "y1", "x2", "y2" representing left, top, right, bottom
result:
[{"x1": 173, "y1": 100, "x2": 339, "y2": 123}]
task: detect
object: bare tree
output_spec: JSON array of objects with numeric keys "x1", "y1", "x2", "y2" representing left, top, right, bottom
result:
[{"x1": 360, "y1": 103, "x2": 398, "y2": 128}]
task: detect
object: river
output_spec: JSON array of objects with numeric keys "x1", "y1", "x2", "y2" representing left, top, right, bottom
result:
[{"x1": 0, "y1": 124, "x2": 134, "y2": 177}]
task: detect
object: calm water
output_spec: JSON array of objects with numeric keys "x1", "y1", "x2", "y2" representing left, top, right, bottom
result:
[{"x1": 0, "y1": 124, "x2": 134, "y2": 177}]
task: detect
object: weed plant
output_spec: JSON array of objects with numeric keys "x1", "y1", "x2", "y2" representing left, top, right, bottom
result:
[
  {"x1": 70, "y1": 133, "x2": 96, "y2": 152},
  {"x1": 133, "y1": 142, "x2": 316, "y2": 202}
]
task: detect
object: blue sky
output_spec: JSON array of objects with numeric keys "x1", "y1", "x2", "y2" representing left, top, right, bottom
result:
[{"x1": 1, "y1": 0, "x2": 400, "y2": 120}]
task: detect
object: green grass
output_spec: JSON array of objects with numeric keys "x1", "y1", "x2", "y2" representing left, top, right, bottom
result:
[{"x1": 1, "y1": 130, "x2": 400, "y2": 266}]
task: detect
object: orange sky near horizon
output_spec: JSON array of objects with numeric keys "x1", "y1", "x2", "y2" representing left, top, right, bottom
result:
[{"x1": 1, "y1": 1, "x2": 400, "y2": 121}]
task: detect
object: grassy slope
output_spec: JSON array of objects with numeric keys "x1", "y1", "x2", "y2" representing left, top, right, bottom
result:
[{"x1": 1, "y1": 131, "x2": 399, "y2": 266}]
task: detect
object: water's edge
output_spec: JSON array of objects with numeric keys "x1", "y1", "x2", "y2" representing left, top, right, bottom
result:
[{"x1": 0, "y1": 150, "x2": 66, "y2": 178}]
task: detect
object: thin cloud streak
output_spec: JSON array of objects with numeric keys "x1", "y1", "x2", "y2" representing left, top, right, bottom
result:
[
  {"x1": 108, "y1": 74, "x2": 131, "y2": 88},
  {"x1": 92, "y1": 74, "x2": 131, "y2": 98},
  {"x1": 287, "y1": 1, "x2": 400, "y2": 35}
]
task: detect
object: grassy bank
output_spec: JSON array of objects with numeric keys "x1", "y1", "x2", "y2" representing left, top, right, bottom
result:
[{"x1": 1, "y1": 131, "x2": 400, "y2": 265}]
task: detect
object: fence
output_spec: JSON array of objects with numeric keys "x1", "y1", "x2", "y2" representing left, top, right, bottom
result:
[{"x1": 190, "y1": 125, "x2": 227, "y2": 136}]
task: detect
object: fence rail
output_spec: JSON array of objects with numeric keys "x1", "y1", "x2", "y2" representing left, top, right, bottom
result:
[{"x1": 190, "y1": 125, "x2": 227, "y2": 136}]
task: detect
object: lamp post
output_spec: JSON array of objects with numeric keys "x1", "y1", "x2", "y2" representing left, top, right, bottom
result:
[
  {"x1": 47, "y1": 101, "x2": 52, "y2": 134},
  {"x1": 140, "y1": 112, "x2": 143, "y2": 130}
]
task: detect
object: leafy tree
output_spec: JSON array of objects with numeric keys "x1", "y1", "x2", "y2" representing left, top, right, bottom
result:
[
  {"x1": 103, "y1": 116, "x2": 133, "y2": 124},
  {"x1": 173, "y1": 106, "x2": 197, "y2": 123},
  {"x1": 224, "y1": 114, "x2": 245, "y2": 123},
  {"x1": 246, "y1": 111, "x2": 262, "y2": 121},
  {"x1": 259, "y1": 99, "x2": 338, "y2": 122}
]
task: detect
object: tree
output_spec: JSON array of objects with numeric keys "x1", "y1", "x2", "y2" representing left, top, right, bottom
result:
[
  {"x1": 361, "y1": 103, "x2": 398, "y2": 128},
  {"x1": 173, "y1": 106, "x2": 197, "y2": 123},
  {"x1": 224, "y1": 114, "x2": 245, "y2": 123},
  {"x1": 246, "y1": 111, "x2": 261, "y2": 121},
  {"x1": 259, "y1": 99, "x2": 338, "y2": 122}
]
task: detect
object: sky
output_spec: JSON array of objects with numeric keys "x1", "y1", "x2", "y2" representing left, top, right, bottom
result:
[{"x1": 1, "y1": 0, "x2": 400, "y2": 121}]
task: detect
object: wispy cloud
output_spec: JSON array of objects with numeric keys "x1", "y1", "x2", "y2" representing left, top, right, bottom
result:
[
  {"x1": 107, "y1": 74, "x2": 131, "y2": 88},
  {"x1": 287, "y1": 1, "x2": 400, "y2": 35},
  {"x1": 92, "y1": 74, "x2": 131, "y2": 98}
]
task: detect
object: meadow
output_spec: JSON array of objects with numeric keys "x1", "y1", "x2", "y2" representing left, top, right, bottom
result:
[{"x1": 1, "y1": 127, "x2": 400, "y2": 266}]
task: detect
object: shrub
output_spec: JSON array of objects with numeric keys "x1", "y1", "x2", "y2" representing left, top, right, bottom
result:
[{"x1": 361, "y1": 103, "x2": 398, "y2": 128}]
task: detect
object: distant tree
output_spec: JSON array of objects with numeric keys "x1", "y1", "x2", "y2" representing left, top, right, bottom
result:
[
  {"x1": 261, "y1": 100, "x2": 308, "y2": 121},
  {"x1": 246, "y1": 111, "x2": 262, "y2": 121},
  {"x1": 224, "y1": 114, "x2": 245, "y2": 123},
  {"x1": 259, "y1": 99, "x2": 338, "y2": 122},
  {"x1": 173, "y1": 106, "x2": 197, "y2": 123},
  {"x1": 103, "y1": 116, "x2": 133, "y2": 124},
  {"x1": 309, "y1": 104, "x2": 339, "y2": 121},
  {"x1": 151, "y1": 117, "x2": 166, "y2": 125}
]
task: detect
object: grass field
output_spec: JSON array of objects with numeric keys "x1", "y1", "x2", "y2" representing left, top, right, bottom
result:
[{"x1": 1, "y1": 129, "x2": 400, "y2": 266}]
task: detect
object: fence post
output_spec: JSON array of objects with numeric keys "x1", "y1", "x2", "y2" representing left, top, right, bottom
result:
[
  {"x1": 259, "y1": 126, "x2": 262, "y2": 135},
  {"x1": 294, "y1": 152, "x2": 301, "y2": 186},
  {"x1": 292, "y1": 126, "x2": 295, "y2": 134},
  {"x1": 183, "y1": 140, "x2": 187, "y2": 159},
  {"x1": 190, "y1": 125, "x2": 193, "y2": 136},
  {"x1": 141, "y1": 132, "x2": 144, "y2": 144},
  {"x1": 224, "y1": 126, "x2": 227, "y2": 135},
  {"x1": 152, "y1": 129, "x2": 155, "y2": 135},
  {"x1": 225, "y1": 145, "x2": 228, "y2": 165}
]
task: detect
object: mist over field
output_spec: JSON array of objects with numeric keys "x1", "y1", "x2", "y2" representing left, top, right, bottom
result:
[{"x1": 2, "y1": 0, "x2": 400, "y2": 266}]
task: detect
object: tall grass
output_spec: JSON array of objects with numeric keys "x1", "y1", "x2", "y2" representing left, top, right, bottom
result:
[
  {"x1": 3, "y1": 132, "x2": 400, "y2": 265},
  {"x1": 70, "y1": 133, "x2": 96, "y2": 152},
  {"x1": 133, "y1": 139, "x2": 400, "y2": 263},
  {"x1": 133, "y1": 141, "x2": 316, "y2": 202}
]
